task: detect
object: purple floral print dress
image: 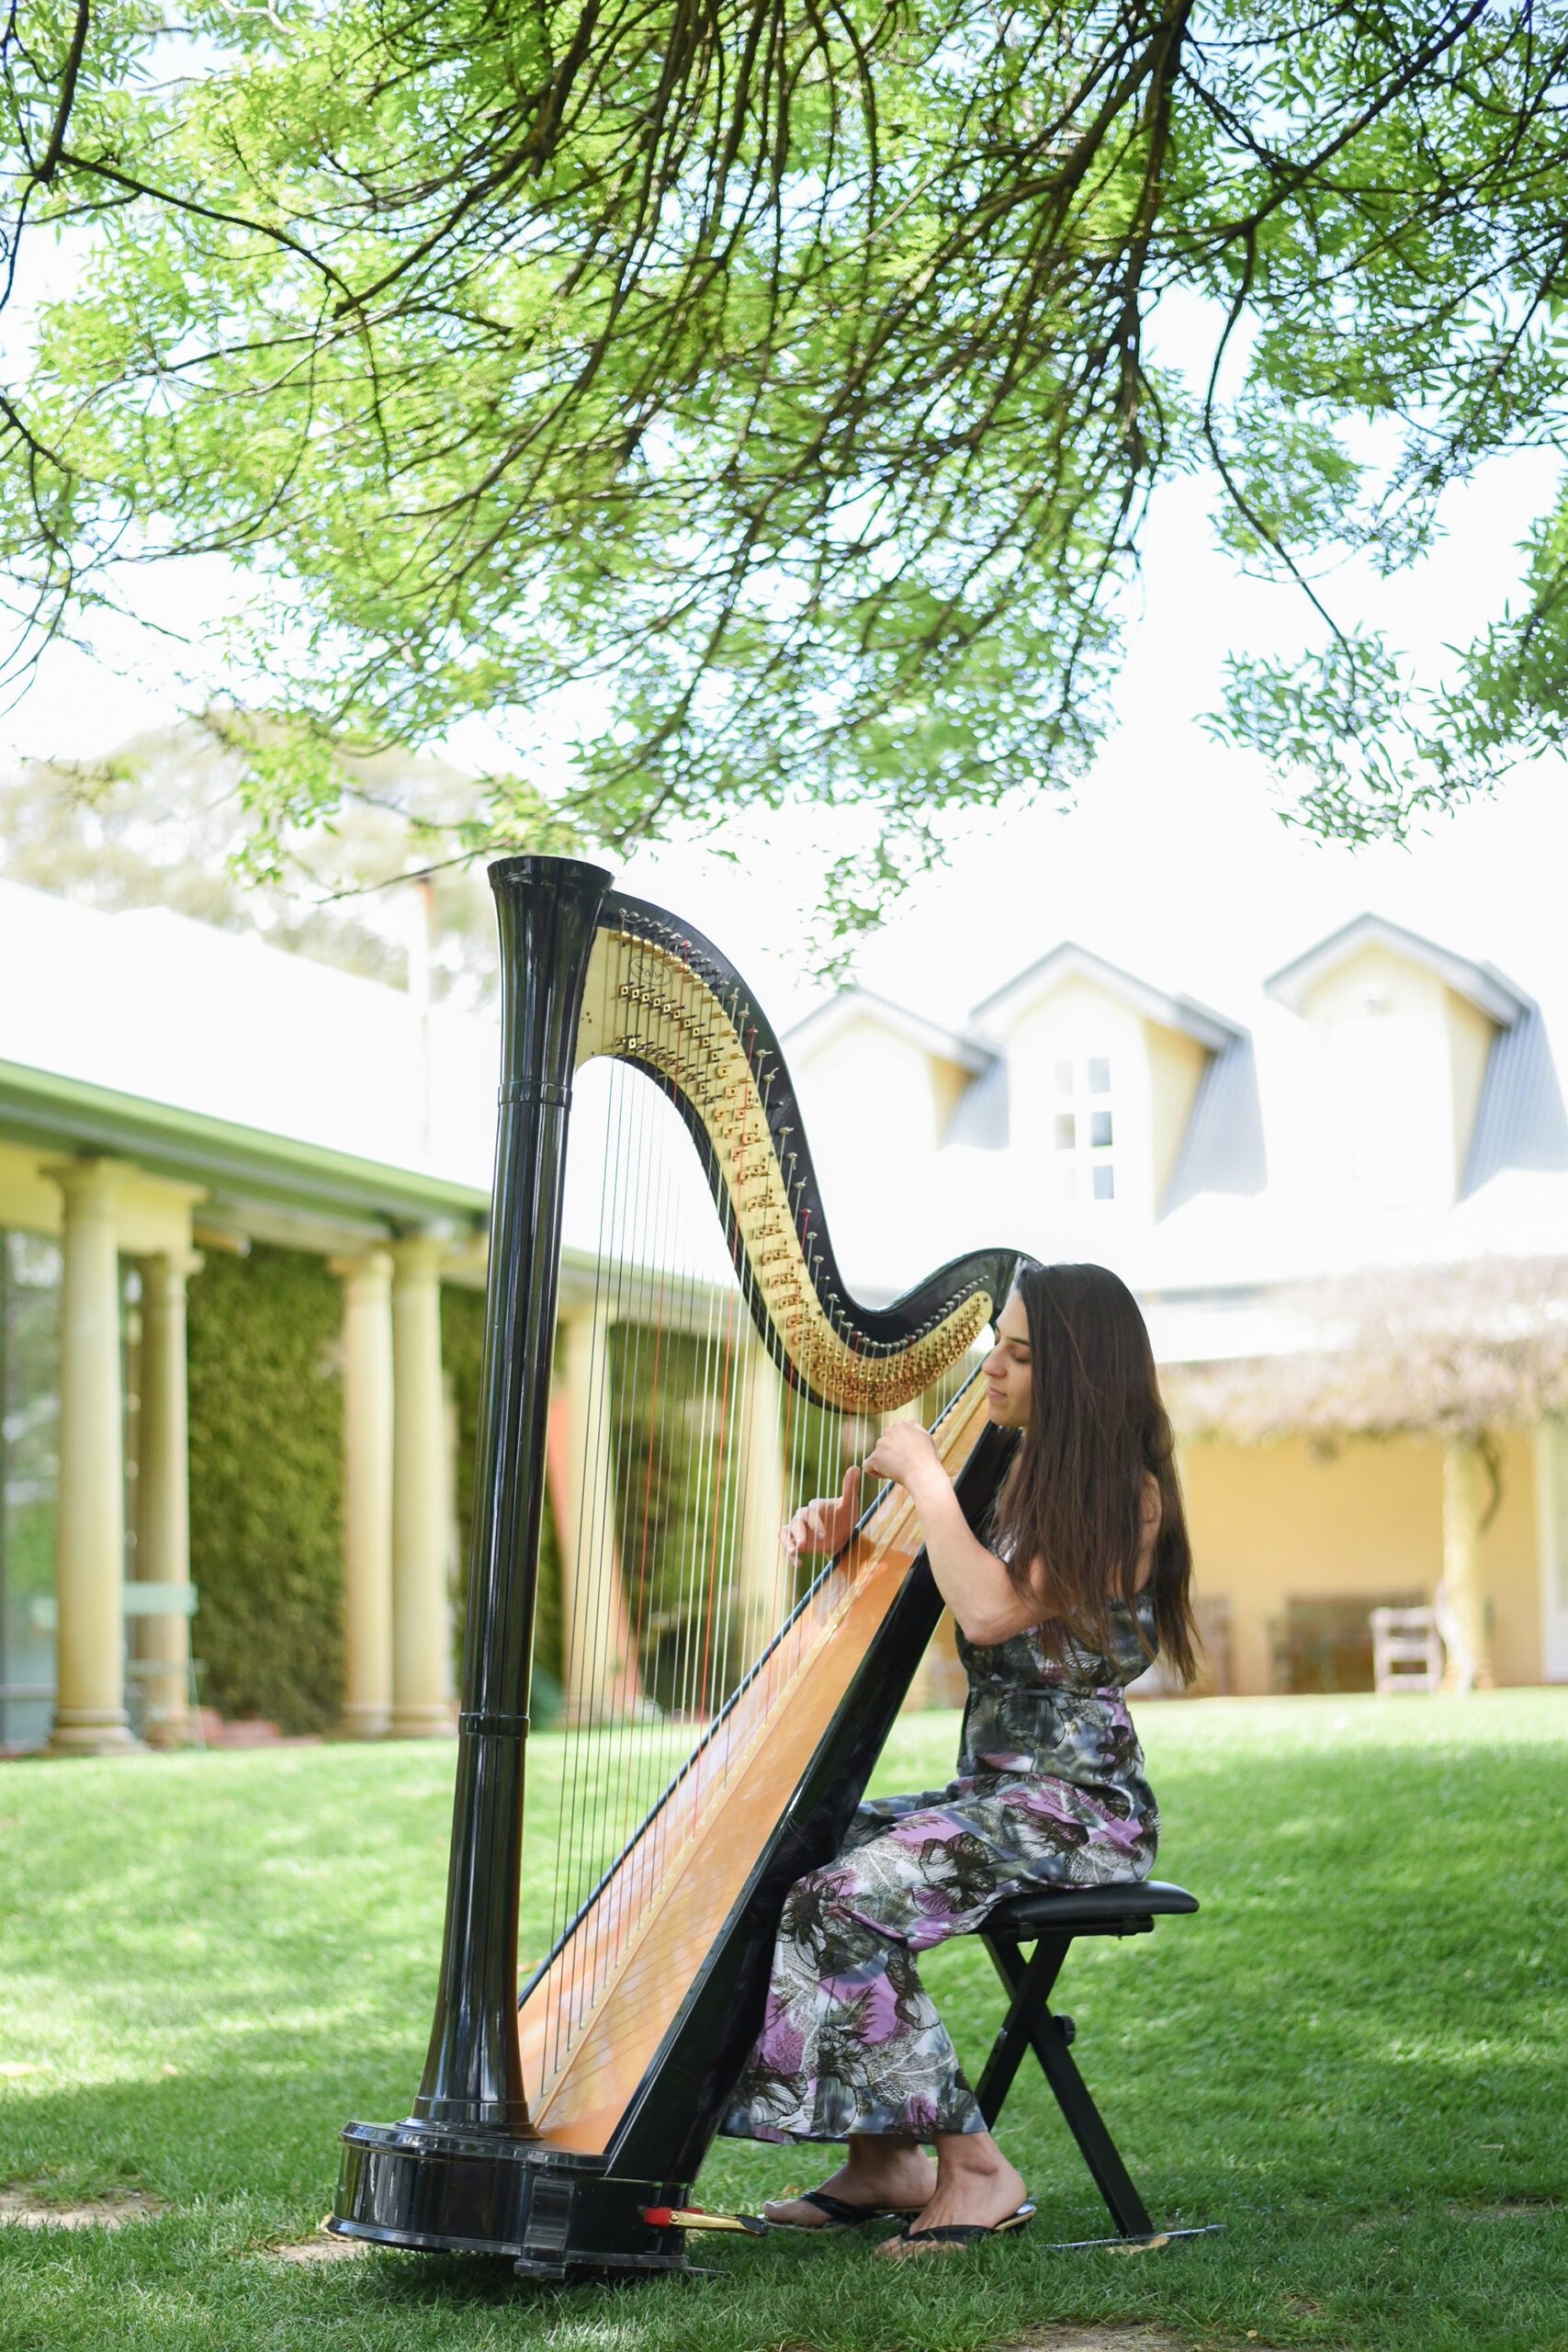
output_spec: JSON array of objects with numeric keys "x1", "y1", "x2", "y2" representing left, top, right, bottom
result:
[{"x1": 721, "y1": 1593, "x2": 1159, "y2": 2143}]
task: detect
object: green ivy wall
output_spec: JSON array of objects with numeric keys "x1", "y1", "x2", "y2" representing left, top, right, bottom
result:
[
  {"x1": 186, "y1": 1244, "x2": 346, "y2": 1734},
  {"x1": 185, "y1": 1252, "x2": 563, "y2": 1736}
]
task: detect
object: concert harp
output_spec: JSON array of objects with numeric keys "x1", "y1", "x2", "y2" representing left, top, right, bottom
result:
[{"x1": 330, "y1": 854, "x2": 1022, "y2": 2276}]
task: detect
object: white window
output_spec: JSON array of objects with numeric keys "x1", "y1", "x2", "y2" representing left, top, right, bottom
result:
[{"x1": 1051, "y1": 1057, "x2": 1114, "y2": 1203}]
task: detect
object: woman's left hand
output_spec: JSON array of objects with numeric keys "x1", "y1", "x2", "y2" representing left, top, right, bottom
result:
[{"x1": 863, "y1": 1419, "x2": 946, "y2": 1494}]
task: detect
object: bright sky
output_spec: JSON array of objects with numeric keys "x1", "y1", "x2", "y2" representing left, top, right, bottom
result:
[{"x1": 4, "y1": 398, "x2": 1563, "y2": 1042}]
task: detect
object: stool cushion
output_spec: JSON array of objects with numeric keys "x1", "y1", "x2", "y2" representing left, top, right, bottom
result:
[{"x1": 982, "y1": 1879, "x2": 1198, "y2": 1937}]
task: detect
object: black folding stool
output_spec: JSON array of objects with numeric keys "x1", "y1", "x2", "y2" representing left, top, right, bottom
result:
[{"x1": 969, "y1": 1879, "x2": 1203, "y2": 2245}]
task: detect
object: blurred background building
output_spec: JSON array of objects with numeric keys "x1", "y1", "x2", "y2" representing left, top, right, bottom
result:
[{"x1": 5, "y1": 860, "x2": 1567, "y2": 1755}]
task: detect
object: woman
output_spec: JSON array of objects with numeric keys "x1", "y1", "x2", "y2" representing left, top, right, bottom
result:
[{"x1": 720, "y1": 1261, "x2": 1198, "y2": 2255}]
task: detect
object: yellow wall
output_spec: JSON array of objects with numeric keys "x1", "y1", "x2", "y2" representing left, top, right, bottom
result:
[
  {"x1": 1182, "y1": 1427, "x2": 1543, "y2": 1691},
  {"x1": 928, "y1": 1053, "x2": 976, "y2": 1141},
  {"x1": 1446, "y1": 988, "x2": 1495, "y2": 1190},
  {"x1": 1147, "y1": 1023, "x2": 1209, "y2": 1212}
]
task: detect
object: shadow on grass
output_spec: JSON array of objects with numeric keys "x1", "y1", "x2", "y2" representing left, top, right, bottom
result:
[{"x1": 3, "y1": 1704, "x2": 1568, "y2": 2348}]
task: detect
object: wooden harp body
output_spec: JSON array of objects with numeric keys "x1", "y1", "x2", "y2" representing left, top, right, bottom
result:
[{"x1": 330, "y1": 855, "x2": 1022, "y2": 2275}]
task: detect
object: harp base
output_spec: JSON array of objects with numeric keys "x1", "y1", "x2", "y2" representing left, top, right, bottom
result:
[{"x1": 329, "y1": 2121, "x2": 696, "y2": 2279}]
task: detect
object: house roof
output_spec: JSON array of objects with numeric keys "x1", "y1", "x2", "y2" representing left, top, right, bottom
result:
[
  {"x1": 967, "y1": 941, "x2": 1243, "y2": 1055},
  {"x1": 784, "y1": 988, "x2": 994, "y2": 1075},
  {"x1": 0, "y1": 879, "x2": 494, "y2": 1231},
  {"x1": 0, "y1": 1054, "x2": 488, "y2": 1227},
  {"x1": 1265, "y1": 913, "x2": 1529, "y2": 1027}
]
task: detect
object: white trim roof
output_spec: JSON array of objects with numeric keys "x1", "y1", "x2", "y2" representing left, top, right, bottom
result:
[
  {"x1": 0, "y1": 878, "x2": 500, "y2": 1199},
  {"x1": 1265, "y1": 912, "x2": 1529, "y2": 1027},
  {"x1": 968, "y1": 941, "x2": 1243, "y2": 1055},
  {"x1": 784, "y1": 987, "x2": 994, "y2": 1075}
]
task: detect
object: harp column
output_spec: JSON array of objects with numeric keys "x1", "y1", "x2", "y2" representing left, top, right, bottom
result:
[
  {"x1": 736, "y1": 1338, "x2": 790, "y2": 1662},
  {"x1": 412, "y1": 854, "x2": 612, "y2": 2134}
]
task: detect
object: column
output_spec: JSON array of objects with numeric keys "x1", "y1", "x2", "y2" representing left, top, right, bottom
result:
[
  {"x1": 1438, "y1": 1434, "x2": 1495, "y2": 1693},
  {"x1": 47, "y1": 1159, "x2": 137, "y2": 1755},
  {"x1": 333, "y1": 1250, "x2": 394, "y2": 1737},
  {"x1": 390, "y1": 1235, "x2": 456, "y2": 1737},
  {"x1": 735, "y1": 1340, "x2": 790, "y2": 1666},
  {"x1": 133, "y1": 1247, "x2": 203, "y2": 1747},
  {"x1": 556, "y1": 1303, "x2": 633, "y2": 1726}
]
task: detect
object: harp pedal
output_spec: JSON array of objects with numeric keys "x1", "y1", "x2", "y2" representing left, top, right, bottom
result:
[{"x1": 642, "y1": 2205, "x2": 769, "y2": 2235}]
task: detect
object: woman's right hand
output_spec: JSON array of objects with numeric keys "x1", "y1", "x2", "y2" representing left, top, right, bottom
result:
[{"x1": 782, "y1": 1465, "x2": 863, "y2": 1561}]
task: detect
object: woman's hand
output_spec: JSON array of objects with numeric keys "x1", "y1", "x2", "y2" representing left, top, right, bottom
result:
[
  {"x1": 863, "y1": 1418, "x2": 947, "y2": 1498},
  {"x1": 782, "y1": 1465, "x2": 863, "y2": 1562}
]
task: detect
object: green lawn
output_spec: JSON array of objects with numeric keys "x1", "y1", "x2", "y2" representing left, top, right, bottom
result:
[{"x1": 1, "y1": 1692, "x2": 1565, "y2": 2352}]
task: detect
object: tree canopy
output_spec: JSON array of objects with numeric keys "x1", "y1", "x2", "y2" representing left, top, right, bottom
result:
[{"x1": 4, "y1": 2, "x2": 1568, "y2": 938}]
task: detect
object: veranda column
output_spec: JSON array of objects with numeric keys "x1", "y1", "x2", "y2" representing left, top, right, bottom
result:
[
  {"x1": 557, "y1": 1302, "x2": 628, "y2": 1725},
  {"x1": 1438, "y1": 1434, "x2": 1495, "y2": 1694},
  {"x1": 391, "y1": 1234, "x2": 456, "y2": 1736},
  {"x1": 333, "y1": 1250, "x2": 394, "y2": 1738},
  {"x1": 47, "y1": 1159, "x2": 138, "y2": 1755},
  {"x1": 134, "y1": 1247, "x2": 203, "y2": 1747},
  {"x1": 736, "y1": 1339, "x2": 790, "y2": 1664}
]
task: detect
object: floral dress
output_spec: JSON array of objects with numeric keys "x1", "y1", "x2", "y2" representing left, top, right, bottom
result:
[{"x1": 721, "y1": 1594, "x2": 1159, "y2": 2143}]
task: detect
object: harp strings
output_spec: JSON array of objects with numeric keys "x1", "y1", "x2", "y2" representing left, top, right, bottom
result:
[
  {"x1": 532, "y1": 1040, "x2": 838, "y2": 2086},
  {"x1": 529, "y1": 978, "x2": 981, "y2": 2104}
]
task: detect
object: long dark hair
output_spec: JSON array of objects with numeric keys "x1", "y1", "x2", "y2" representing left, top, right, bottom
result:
[{"x1": 994, "y1": 1261, "x2": 1198, "y2": 1683}]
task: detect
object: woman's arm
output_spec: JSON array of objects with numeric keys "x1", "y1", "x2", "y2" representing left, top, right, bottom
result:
[{"x1": 861, "y1": 1421, "x2": 1047, "y2": 1644}]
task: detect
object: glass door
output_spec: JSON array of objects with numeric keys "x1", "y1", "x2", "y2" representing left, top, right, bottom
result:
[{"x1": 0, "y1": 1232, "x2": 62, "y2": 1752}]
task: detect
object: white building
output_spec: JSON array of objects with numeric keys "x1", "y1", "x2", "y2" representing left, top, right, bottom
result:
[{"x1": 784, "y1": 911, "x2": 1568, "y2": 1695}]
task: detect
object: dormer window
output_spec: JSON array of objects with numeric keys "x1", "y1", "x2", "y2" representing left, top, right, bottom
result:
[
  {"x1": 1267, "y1": 916, "x2": 1528, "y2": 1210},
  {"x1": 968, "y1": 942, "x2": 1241, "y2": 1224},
  {"x1": 1046, "y1": 1058, "x2": 1116, "y2": 1203}
]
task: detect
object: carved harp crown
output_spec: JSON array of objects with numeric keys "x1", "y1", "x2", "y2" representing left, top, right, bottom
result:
[{"x1": 331, "y1": 855, "x2": 1024, "y2": 2275}]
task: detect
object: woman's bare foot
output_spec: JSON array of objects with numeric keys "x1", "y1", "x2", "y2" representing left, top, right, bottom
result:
[
  {"x1": 875, "y1": 2131, "x2": 1028, "y2": 2256},
  {"x1": 762, "y1": 2135, "x2": 938, "y2": 2229}
]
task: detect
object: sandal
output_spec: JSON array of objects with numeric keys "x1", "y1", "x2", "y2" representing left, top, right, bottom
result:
[
  {"x1": 895, "y1": 2202, "x2": 1036, "y2": 2250},
  {"x1": 770, "y1": 2188, "x2": 929, "y2": 2231}
]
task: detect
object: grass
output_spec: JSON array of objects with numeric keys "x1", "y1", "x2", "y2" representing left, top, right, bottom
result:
[{"x1": 1, "y1": 1691, "x2": 1565, "y2": 2351}]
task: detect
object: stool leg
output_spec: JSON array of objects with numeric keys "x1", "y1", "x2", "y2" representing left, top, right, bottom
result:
[
  {"x1": 975, "y1": 1934, "x2": 1068, "y2": 2126},
  {"x1": 979, "y1": 1935, "x2": 1155, "y2": 2240}
]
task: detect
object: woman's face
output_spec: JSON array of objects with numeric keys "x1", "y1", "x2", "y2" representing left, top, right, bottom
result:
[{"x1": 982, "y1": 1292, "x2": 1033, "y2": 1429}]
